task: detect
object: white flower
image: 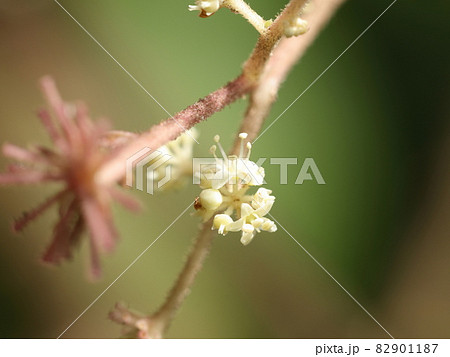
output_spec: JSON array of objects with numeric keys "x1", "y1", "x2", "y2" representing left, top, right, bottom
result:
[
  {"x1": 212, "y1": 200, "x2": 277, "y2": 245},
  {"x1": 195, "y1": 133, "x2": 277, "y2": 245},
  {"x1": 284, "y1": 17, "x2": 309, "y2": 37},
  {"x1": 251, "y1": 187, "x2": 275, "y2": 216},
  {"x1": 199, "y1": 188, "x2": 222, "y2": 210},
  {"x1": 198, "y1": 134, "x2": 264, "y2": 190},
  {"x1": 188, "y1": 0, "x2": 223, "y2": 18},
  {"x1": 212, "y1": 214, "x2": 233, "y2": 235},
  {"x1": 148, "y1": 129, "x2": 198, "y2": 192}
]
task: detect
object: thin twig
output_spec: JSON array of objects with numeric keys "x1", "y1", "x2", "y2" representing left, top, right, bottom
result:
[
  {"x1": 223, "y1": 0, "x2": 268, "y2": 34},
  {"x1": 97, "y1": 1, "x2": 309, "y2": 186},
  {"x1": 232, "y1": 0, "x2": 348, "y2": 154},
  {"x1": 111, "y1": 0, "x2": 347, "y2": 339},
  {"x1": 148, "y1": 221, "x2": 214, "y2": 337},
  {"x1": 242, "y1": 0, "x2": 309, "y2": 81},
  {"x1": 97, "y1": 75, "x2": 250, "y2": 185}
]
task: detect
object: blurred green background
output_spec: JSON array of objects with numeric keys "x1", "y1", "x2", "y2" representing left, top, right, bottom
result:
[{"x1": 0, "y1": 0, "x2": 449, "y2": 338}]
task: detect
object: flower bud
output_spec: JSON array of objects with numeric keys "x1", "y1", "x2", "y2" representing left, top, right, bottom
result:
[
  {"x1": 284, "y1": 17, "x2": 309, "y2": 37},
  {"x1": 199, "y1": 188, "x2": 223, "y2": 211}
]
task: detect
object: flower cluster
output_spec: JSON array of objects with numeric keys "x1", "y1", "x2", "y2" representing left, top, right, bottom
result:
[
  {"x1": 194, "y1": 133, "x2": 277, "y2": 245},
  {"x1": 0, "y1": 77, "x2": 140, "y2": 277},
  {"x1": 188, "y1": 0, "x2": 223, "y2": 18},
  {"x1": 284, "y1": 17, "x2": 309, "y2": 37}
]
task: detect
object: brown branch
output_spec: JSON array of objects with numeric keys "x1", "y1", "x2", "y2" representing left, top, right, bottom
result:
[
  {"x1": 97, "y1": 75, "x2": 250, "y2": 185},
  {"x1": 147, "y1": 221, "x2": 214, "y2": 337},
  {"x1": 232, "y1": 0, "x2": 348, "y2": 154},
  {"x1": 97, "y1": 0, "x2": 310, "y2": 186},
  {"x1": 108, "y1": 0, "x2": 347, "y2": 339},
  {"x1": 242, "y1": 0, "x2": 309, "y2": 81}
]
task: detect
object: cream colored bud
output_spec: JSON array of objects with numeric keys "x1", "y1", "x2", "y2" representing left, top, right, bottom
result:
[
  {"x1": 285, "y1": 18, "x2": 309, "y2": 37},
  {"x1": 264, "y1": 19, "x2": 273, "y2": 29},
  {"x1": 188, "y1": 0, "x2": 222, "y2": 17},
  {"x1": 199, "y1": 189, "x2": 223, "y2": 211}
]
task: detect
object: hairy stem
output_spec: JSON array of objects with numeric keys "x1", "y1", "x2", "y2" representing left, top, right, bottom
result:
[
  {"x1": 242, "y1": 0, "x2": 309, "y2": 81},
  {"x1": 111, "y1": 0, "x2": 344, "y2": 339},
  {"x1": 223, "y1": 0, "x2": 268, "y2": 34},
  {"x1": 148, "y1": 221, "x2": 214, "y2": 337},
  {"x1": 98, "y1": 1, "x2": 311, "y2": 186},
  {"x1": 97, "y1": 75, "x2": 251, "y2": 185},
  {"x1": 232, "y1": 0, "x2": 348, "y2": 153}
]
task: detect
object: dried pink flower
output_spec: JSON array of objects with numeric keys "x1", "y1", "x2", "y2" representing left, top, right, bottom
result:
[{"x1": 0, "y1": 76, "x2": 140, "y2": 278}]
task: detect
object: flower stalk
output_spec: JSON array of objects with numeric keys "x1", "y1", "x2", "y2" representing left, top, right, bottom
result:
[
  {"x1": 97, "y1": 75, "x2": 251, "y2": 185},
  {"x1": 0, "y1": 0, "x2": 349, "y2": 338},
  {"x1": 109, "y1": 0, "x2": 348, "y2": 338},
  {"x1": 242, "y1": 0, "x2": 310, "y2": 81},
  {"x1": 99, "y1": 0, "x2": 311, "y2": 187},
  {"x1": 233, "y1": 0, "x2": 348, "y2": 151},
  {"x1": 222, "y1": 0, "x2": 269, "y2": 34},
  {"x1": 149, "y1": 221, "x2": 215, "y2": 336},
  {"x1": 110, "y1": 221, "x2": 214, "y2": 339}
]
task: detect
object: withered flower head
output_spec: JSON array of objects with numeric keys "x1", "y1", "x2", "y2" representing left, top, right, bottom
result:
[{"x1": 0, "y1": 76, "x2": 140, "y2": 278}]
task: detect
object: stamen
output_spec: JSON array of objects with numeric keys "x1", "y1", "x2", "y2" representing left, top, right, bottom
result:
[
  {"x1": 246, "y1": 142, "x2": 252, "y2": 159},
  {"x1": 209, "y1": 145, "x2": 218, "y2": 159},
  {"x1": 238, "y1": 133, "x2": 248, "y2": 158},
  {"x1": 214, "y1": 134, "x2": 227, "y2": 160},
  {"x1": 188, "y1": 5, "x2": 200, "y2": 11}
]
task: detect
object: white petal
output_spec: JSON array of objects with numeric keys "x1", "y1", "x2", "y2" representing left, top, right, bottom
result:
[{"x1": 240, "y1": 224, "x2": 255, "y2": 245}]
